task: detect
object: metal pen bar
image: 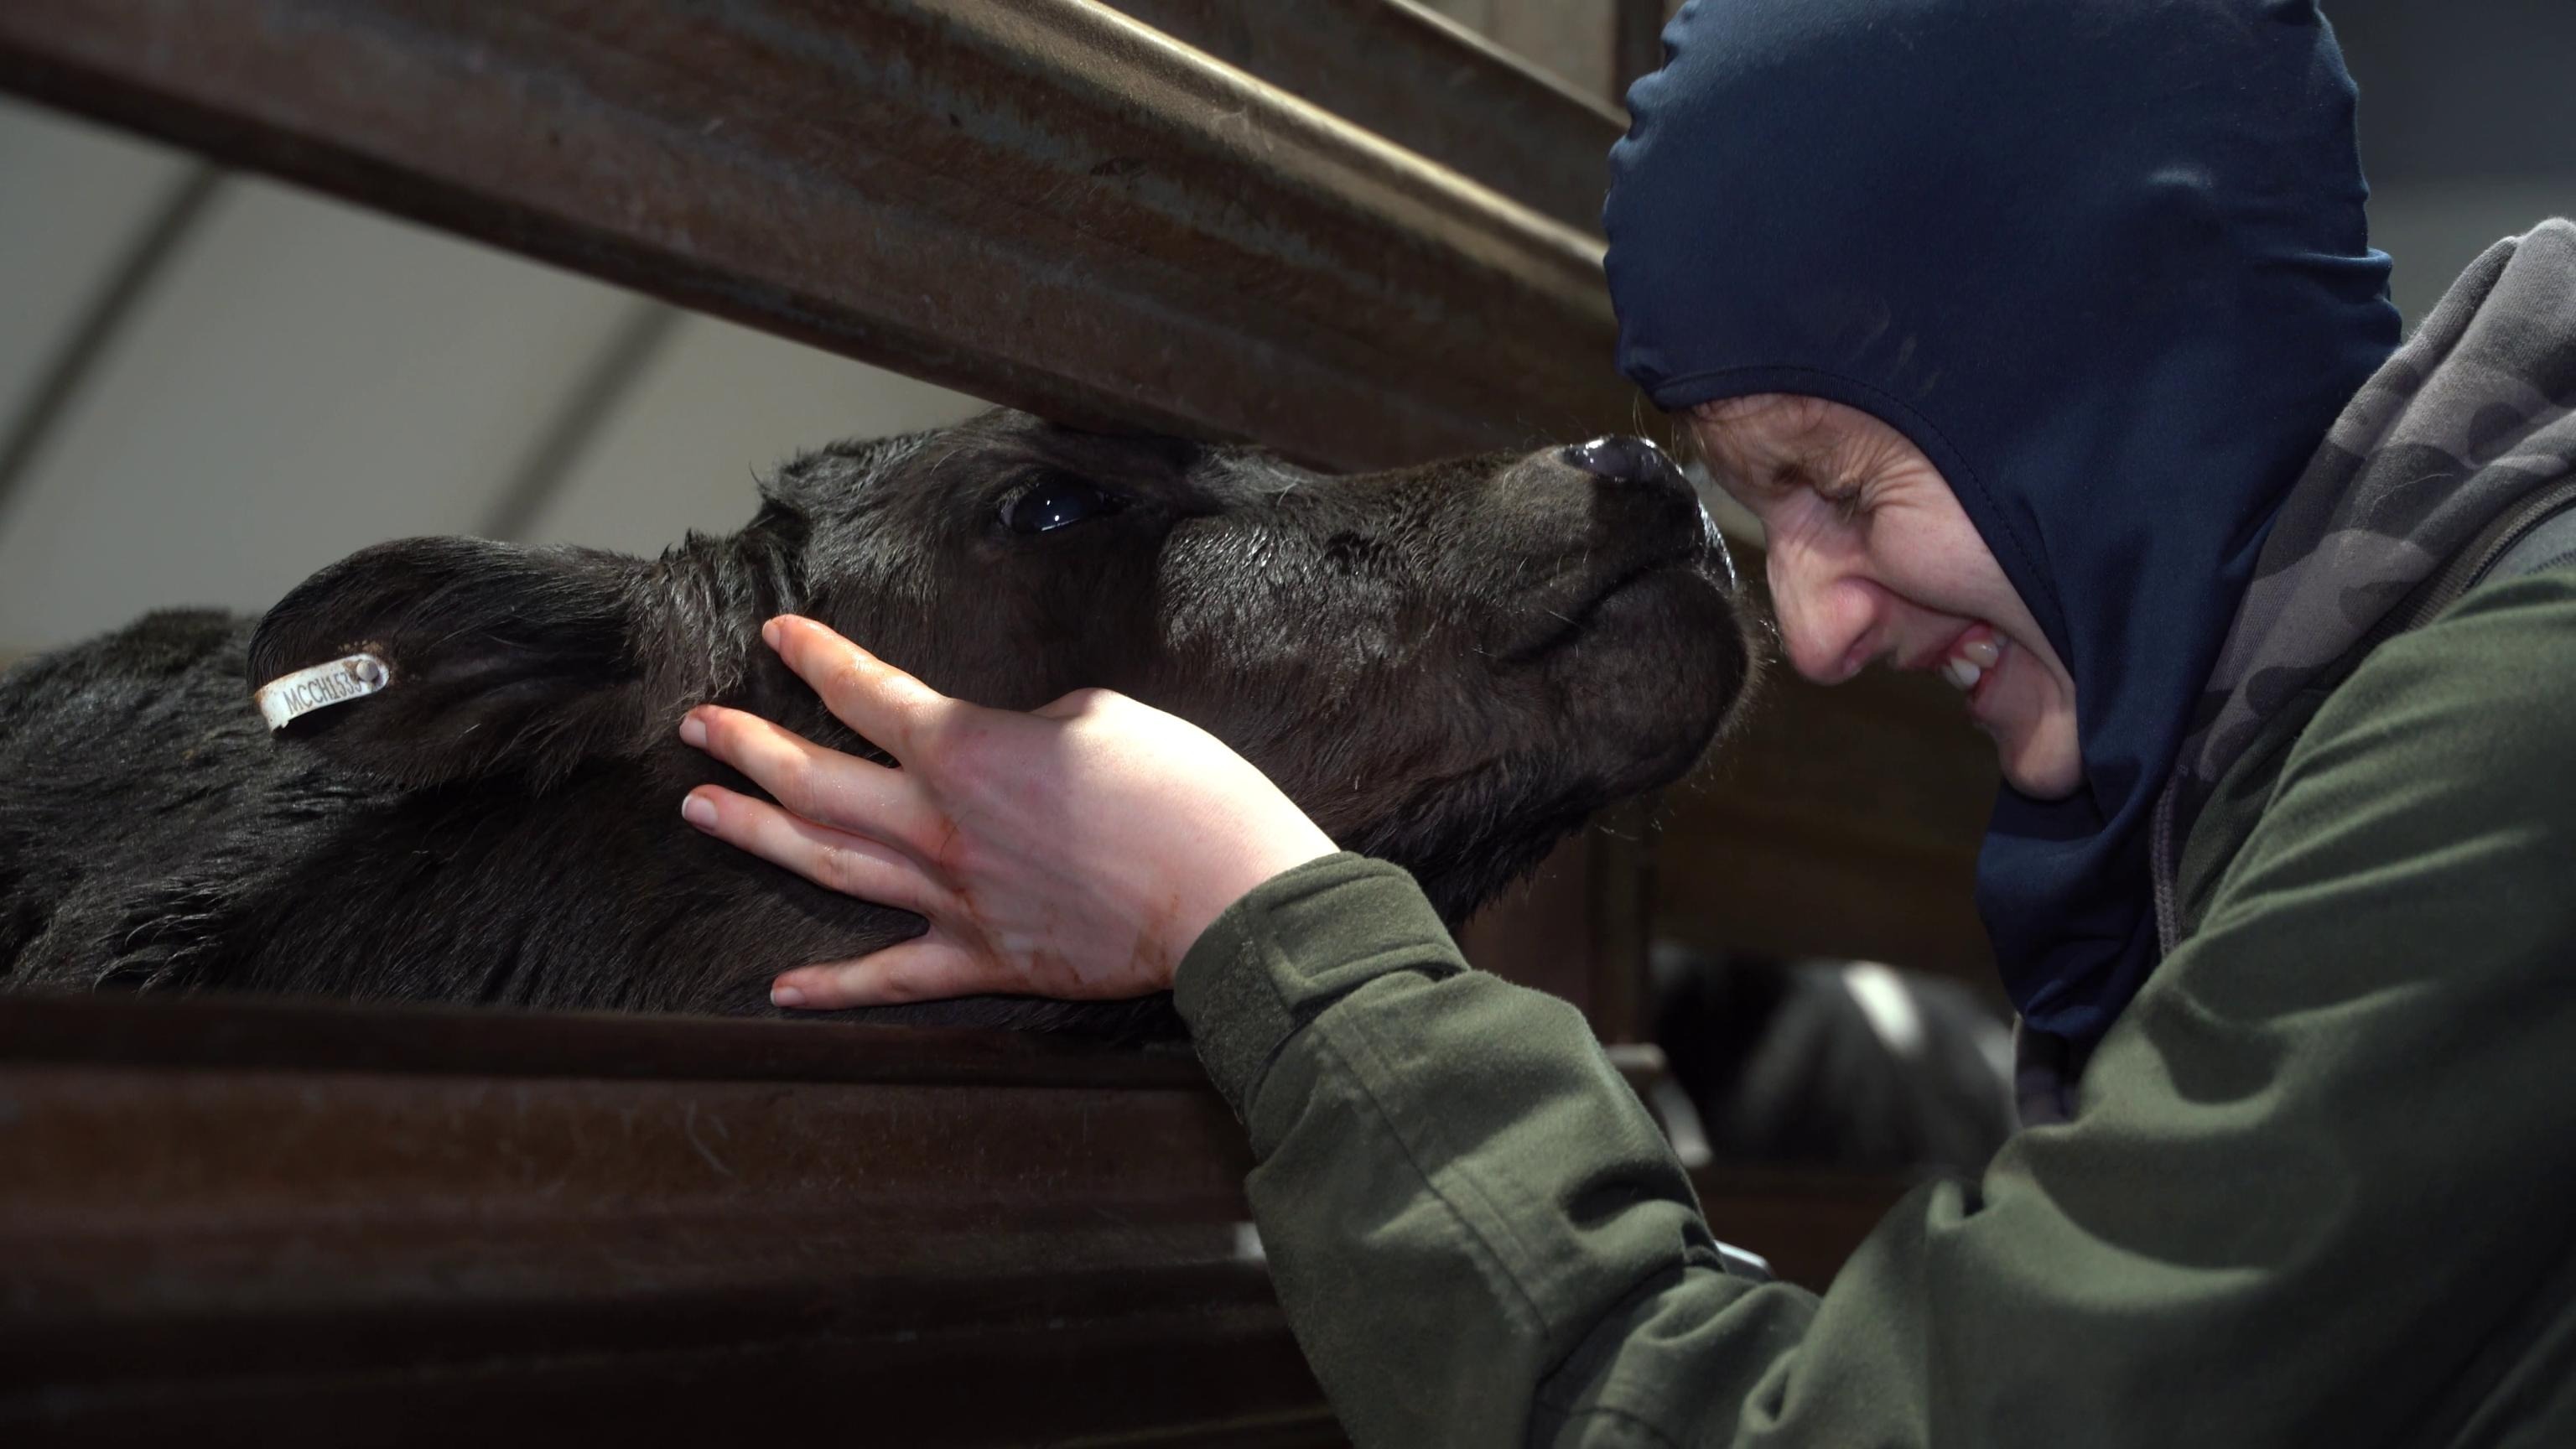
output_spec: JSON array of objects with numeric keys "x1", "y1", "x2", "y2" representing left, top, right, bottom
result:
[
  {"x1": 1097, "y1": 0, "x2": 1628, "y2": 233},
  {"x1": 0, "y1": 994, "x2": 1322, "y2": 1444},
  {"x1": 0, "y1": 993, "x2": 1897, "y2": 1439},
  {"x1": 0, "y1": 0, "x2": 1628, "y2": 473}
]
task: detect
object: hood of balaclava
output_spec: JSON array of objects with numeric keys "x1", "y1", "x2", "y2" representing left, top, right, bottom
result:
[{"x1": 1606, "y1": 0, "x2": 2401, "y2": 1050}]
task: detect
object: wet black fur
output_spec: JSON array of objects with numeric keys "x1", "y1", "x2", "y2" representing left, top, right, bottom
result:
[{"x1": 0, "y1": 411, "x2": 1752, "y2": 1040}]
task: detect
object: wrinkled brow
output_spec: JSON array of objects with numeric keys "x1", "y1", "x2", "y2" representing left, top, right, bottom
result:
[{"x1": 1685, "y1": 415, "x2": 1853, "y2": 501}]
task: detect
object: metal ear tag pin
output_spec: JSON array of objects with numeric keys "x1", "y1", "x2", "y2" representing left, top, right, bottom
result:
[{"x1": 256, "y1": 652, "x2": 392, "y2": 730}]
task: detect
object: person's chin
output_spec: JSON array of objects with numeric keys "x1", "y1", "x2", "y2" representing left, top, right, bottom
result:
[
  {"x1": 1982, "y1": 705, "x2": 2083, "y2": 801},
  {"x1": 1997, "y1": 735, "x2": 2084, "y2": 801}
]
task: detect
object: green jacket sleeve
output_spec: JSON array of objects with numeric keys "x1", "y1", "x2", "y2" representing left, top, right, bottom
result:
[{"x1": 1172, "y1": 571, "x2": 2576, "y2": 1449}]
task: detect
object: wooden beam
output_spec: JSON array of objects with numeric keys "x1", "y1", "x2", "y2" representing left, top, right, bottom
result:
[
  {"x1": 0, "y1": 994, "x2": 1904, "y2": 1436},
  {"x1": 1098, "y1": 0, "x2": 1626, "y2": 234},
  {"x1": 0, "y1": 995, "x2": 1322, "y2": 1442},
  {"x1": 0, "y1": 0, "x2": 1625, "y2": 475},
  {"x1": 1411, "y1": 0, "x2": 1622, "y2": 106}
]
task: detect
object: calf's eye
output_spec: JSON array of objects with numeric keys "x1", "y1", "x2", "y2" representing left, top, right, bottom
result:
[{"x1": 1001, "y1": 475, "x2": 1125, "y2": 534}]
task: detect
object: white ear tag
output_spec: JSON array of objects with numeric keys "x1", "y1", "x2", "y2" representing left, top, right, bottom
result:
[{"x1": 256, "y1": 652, "x2": 392, "y2": 730}]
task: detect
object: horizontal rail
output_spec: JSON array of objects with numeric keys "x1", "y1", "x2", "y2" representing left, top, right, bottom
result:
[
  {"x1": 0, "y1": 0, "x2": 1626, "y2": 472},
  {"x1": 1097, "y1": 0, "x2": 1628, "y2": 234},
  {"x1": 0, "y1": 995, "x2": 1316, "y2": 1444},
  {"x1": 1, "y1": 995, "x2": 1904, "y2": 1442},
  {"x1": 0, "y1": 989, "x2": 1215, "y2": 1089}
]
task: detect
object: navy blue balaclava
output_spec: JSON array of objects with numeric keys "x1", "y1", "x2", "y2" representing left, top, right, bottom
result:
[{"x1": 1606, "y1": 0, "x2": 2401, "y2": 1049}]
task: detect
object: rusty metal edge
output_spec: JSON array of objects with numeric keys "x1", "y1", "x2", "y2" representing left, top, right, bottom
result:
[
  {"x1": 0, "y1": 992, "x2": 1214, "y2": 1090},
  {"x1": 1097, "y1": 0, "x2": 1626, "y2": 233},
  {"x1": 0, "y1": 1043, "x2": 1305, "y2": 1438},
  {"x1": 0, "y1": 0, "x2": 1627, "y2": 474}
]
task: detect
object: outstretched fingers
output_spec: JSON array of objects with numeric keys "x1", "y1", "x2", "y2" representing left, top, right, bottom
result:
[
  {"x1": 682, "y1": 785, "x2": 945, "y2": 917},
  {"x1": 681, "y1": 704, "x2": 939, "y2": 857},
  {"x1": 770, "y1": 937, "x2": 999, "y2": 1010},
  {"x1": 763, "y1": 615, "x2": 961, "y2": 766}
]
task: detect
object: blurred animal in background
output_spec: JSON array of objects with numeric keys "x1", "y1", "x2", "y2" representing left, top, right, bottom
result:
[{"x1": 1652, "y1": 941, "x2": 2017, "y2": 1174}]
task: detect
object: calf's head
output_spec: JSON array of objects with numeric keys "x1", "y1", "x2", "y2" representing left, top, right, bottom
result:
[{"x1": 249, "y1": 410, "x2": 1753, "y2": 928}]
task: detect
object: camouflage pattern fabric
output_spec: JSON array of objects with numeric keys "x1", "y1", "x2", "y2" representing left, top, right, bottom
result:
[
  {"x1": 2150, "y1": 219, "x2": 2576, "y2": 949},
  {"x1": 2014, "y1": 219, "x2": 2576, "y2": 1125}
]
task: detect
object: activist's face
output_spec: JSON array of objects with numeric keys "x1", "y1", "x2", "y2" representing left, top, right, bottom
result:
[{"x1": 1691, "y1": 394, "x2": 2083, "y2": 800}]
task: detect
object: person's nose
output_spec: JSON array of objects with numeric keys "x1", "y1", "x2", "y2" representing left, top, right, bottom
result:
[{"x1": 1766, "y1": 543, "x2": 1878, "y2": 685}]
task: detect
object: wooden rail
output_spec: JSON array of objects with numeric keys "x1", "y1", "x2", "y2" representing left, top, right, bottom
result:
[
  {"x1": 0, "y1": 995, "x2": 1905, "y2": 1442},
  {"x1": 0, "y1": 995, "x2": 1322, "y2": 1443},
  {"x1": 0, "y1": 0, "x2": 1619, "y2": 472},
  {"x1": 1097, "y1": 0, "x2": 1629, "y2": 234}
]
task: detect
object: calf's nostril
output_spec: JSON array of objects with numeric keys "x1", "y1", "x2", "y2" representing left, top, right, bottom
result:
[{"x1": 1561, "y1": 435, "x2": 1682, "y2": 487}]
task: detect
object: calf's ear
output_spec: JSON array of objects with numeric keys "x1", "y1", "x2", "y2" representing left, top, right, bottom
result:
[{"x1": 248, "y1": 537, "x2": 660, "y2": 789}]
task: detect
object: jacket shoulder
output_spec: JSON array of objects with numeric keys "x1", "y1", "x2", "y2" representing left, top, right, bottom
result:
[
  {"x1": 2210, "y1": 565, "x2": 2576, "y2": 916},
  {"x1": 2178, "y1": 564, "x2": 2576, "y2": 934}
]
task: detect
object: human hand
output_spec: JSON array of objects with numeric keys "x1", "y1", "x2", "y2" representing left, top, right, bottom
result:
[{"x1": 678, "y1": 615, "x2": 1339, "y2": 1009}]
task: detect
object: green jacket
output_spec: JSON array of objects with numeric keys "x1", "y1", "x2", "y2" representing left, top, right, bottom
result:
[{"x1": 1174, "y1": 565, "x2": 2576, "y2": 1447}]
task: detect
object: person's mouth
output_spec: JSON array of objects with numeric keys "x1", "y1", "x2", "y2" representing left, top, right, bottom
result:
[{"x1": 1936, "y1": 624, "x2": 2005, "y2": 714}]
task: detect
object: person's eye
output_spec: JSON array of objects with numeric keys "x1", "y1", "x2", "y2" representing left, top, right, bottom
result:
[
  {"x1": 1815, "y1": 477, "x2": 1871, "y2": 523},
  {"x1": 1000, "y1": 475, "x2": 1126, "y2": 534}
]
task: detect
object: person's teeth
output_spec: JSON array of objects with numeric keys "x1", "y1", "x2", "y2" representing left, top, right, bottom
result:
[
  {"x1": 1942, "y1": 657, "x2": 1984, "y2": 691},
  {"x1": 1961, "y1": 637, "x2": 2002, "y2": 669}
]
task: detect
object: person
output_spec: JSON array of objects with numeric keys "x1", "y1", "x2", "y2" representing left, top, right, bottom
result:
[{"x1": 671, "y1": 1, "x2": 2576, "y2": 1441}]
